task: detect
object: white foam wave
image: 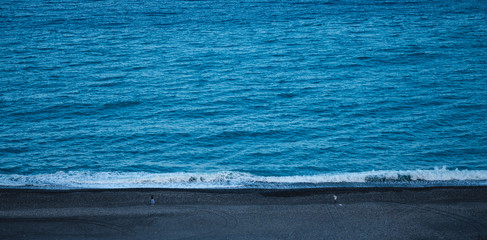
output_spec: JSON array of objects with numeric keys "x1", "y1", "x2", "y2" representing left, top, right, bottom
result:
[{"x1": 1, "y1": 167, "x2": 487, "y2": 189}]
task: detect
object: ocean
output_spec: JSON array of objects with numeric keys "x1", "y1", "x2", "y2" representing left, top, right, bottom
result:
[{"x1": 1, "y1": 0, "x2": 486, "y2": 189}]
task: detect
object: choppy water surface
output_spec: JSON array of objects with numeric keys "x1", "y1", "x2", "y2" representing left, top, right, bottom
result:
[{"x1": 1, "y1": 0, "x2": 486, "y2": 188}]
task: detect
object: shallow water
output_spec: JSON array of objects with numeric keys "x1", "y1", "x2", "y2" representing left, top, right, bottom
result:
[{"x1": 1, "y1": 0, "x2": 486, "y2": 188}]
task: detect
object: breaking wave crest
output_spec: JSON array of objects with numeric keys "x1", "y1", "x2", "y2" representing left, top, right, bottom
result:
[{"x1": 1, "y1": 167, "x2": 487, "y2": 189}]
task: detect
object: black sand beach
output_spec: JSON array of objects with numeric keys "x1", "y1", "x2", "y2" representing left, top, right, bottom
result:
[{"x1": 1, "y1": 187, "x2": 486, "y2": 240}]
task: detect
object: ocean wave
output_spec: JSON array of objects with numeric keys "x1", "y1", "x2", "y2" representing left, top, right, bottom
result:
[
  {"x1": 1, "y1": 167, "x2": 487, "y2": 189},
  {"x1": 101, "y1": 100, "x2": 142, "y2": 110}
]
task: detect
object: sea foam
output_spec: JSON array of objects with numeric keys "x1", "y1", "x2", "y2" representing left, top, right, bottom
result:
[{"x1": 1, "y1": 167, "x2": 487, "y2": 189}]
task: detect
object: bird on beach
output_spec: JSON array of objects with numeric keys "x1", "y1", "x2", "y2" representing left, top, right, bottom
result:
[{"x1": 333, "y1": 194, "x2": 337, "y2": 204}]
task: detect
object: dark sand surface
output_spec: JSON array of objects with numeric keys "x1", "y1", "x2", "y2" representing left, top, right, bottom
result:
[{"x1": 1, "y1": 187, "x2": 486, "y2": 240}]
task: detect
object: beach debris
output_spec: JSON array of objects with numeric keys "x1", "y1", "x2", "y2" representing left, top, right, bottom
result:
[
  {"x1": 150, "y1": 195, "x2": 155, "y2": 205},
  {"x1": 333, "y1": 194, "x2": 337, "y2": 204}
]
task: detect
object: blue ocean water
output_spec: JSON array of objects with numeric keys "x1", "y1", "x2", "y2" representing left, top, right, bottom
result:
[{"x1": 1, "y1": 0, "x2": 486, "y2": 189}]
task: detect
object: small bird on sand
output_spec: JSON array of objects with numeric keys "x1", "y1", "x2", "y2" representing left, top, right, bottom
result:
[{"x1": 333, "y1": 194, "x2": 337, "y2": 204}]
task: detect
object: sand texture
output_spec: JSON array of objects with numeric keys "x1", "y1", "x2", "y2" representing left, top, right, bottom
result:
[{"x1": 1, "y1": 187, "x2": 486, "y2": 240}]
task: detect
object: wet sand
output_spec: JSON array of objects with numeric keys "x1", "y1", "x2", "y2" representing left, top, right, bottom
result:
[{"x1": 1, "y1": 187, "x2": 486, "y2": 240}]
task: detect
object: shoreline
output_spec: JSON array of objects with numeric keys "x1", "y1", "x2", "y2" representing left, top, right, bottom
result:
[
  {"x1": 1, "y1": 186, "x2": 487, "y2": 239},
  {"x1": 2, "y1": 181, "x2": 487, "y2": 192},
  {"x1": 2, "y1": 185, "x2": 487, "y2": 195},
  {"x1": 2, "y1": 168, "x2": 486, "y2": 190}
]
